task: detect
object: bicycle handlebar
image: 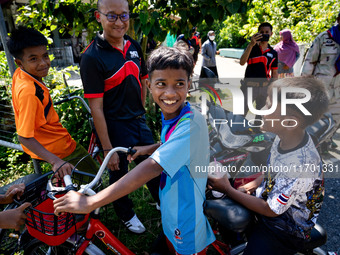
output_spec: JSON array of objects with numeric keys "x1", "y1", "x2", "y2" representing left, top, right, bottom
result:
[
  {"x1": 54, "y1": 94, "x2": 92, "y2": 114},
  {"x1": 46, "y1": 147, "x2": 136, "y2": 197}
]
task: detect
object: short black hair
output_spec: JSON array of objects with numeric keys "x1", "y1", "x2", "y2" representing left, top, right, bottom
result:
[
  {"x1": 7, "y1": 26, "x2": 48, "y2": 60},
  {"x1": 258, "y1": 22, "x2": 273, "y2": 32},
  {"x1": 147, "y1": 46, "x2": 194, "y2": 80},
  {"x1": 268, "y1": 76, "x2": 329, "y2": 127}
]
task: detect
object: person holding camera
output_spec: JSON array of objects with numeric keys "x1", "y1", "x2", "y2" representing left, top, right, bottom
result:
[{"x1": 239, "y1": 22, "x2": 278, "y2": 120}]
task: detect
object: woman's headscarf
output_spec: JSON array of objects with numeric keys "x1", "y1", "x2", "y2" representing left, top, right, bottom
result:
[{"x1": 274, "y1": 29, "x2": 300, "y2": 68}]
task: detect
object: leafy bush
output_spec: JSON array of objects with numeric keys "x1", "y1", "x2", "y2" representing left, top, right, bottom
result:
[
  {"x1": 216, "y1": 0, "x2": 339, "y2": 48},
  {"x1": 218, "y1": 13, "x2": 248, "y2": 48}
]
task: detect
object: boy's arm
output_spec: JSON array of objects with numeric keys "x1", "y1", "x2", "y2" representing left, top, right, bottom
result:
[
  {"x1": 18, "y1": 136, "x2": 73, "y2": 178},
  {"x1": 88, "y1": 97, "x2": 120, "y2": 171},
  {"x1": 141, "y1": 79, "x2": 147, "y2": 107},
  {"x1": 53, "y1": 157, "x2": 163, "y2": 214},
  {"x1": 208, "y1": 176, "x2": 278, "y2": 217},
  {"x1": 239, "y1": 33, "x2": 262, "y2": 66},
  {"x1": 201, "y1": 44, "x2": 211, "y2": 61},
  {"x1": 271, "y1": 69, "x2": 278, "y2": 79},
  {"x1": 301, "y1": 35, "x2": 321, "y2": 75}
]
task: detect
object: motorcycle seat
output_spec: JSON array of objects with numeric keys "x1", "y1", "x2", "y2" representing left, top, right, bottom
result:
[
  {"x1": 204, "y1": 197, "x2": 252, "y2": 233},
  {"x1": 306, "y1": 115, "x2": 330, "y2": 142}
]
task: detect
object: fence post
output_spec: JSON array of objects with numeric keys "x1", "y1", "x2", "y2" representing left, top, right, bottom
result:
[{"x1": 0, "y1": 5, "x2": 16, "y2": 77}]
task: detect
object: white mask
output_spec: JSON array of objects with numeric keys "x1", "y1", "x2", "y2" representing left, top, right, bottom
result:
[{"x1": 209, "y1": 35, "x2": 215, "y2": 41}]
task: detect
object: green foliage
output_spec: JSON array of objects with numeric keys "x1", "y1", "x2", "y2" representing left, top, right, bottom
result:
[
  {"x1": 217, "y1": 13, "x2": 248, "y2": 48},
  {"x1": 0, "y1": 147, "x2": 33, "y2": 186},
  {"x1": 45, "y1": 66, "x2": 93, "y2": 149},
  {"x1": 145, "y1": 94, "x2": 162, "y2": 142},
  {"x1": 0, "y1": 52, "x2": 11, "y2": 83},
  {"x1": 131, "y1": 0, "x2": 249, "y2": 43},
  {"x1": 217, "y1": 0, "x2": 339, "y2": 48},
  {"x1": 14, "y1": 0, "x2": 250, "y2": 48},
  {"x1": 15, "y1": 0, "x2": 100, "y2": 42}
]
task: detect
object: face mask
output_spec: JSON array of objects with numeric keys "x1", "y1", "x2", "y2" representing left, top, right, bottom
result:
[{"x1": 209, "y1": 35, "x2": 215, "y2": 41}]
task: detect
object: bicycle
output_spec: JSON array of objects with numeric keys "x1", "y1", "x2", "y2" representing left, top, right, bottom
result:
[{"x1": 14, "y1": 147, "x2": 137, "y2": 255}]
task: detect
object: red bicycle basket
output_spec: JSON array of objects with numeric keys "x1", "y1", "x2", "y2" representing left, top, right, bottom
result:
[{"x1": 21, "y1": 171, "x2": 98, "y2": 246}]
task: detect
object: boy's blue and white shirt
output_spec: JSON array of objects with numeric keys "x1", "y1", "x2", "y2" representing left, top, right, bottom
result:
[
  {"x1": 151, "y1": 102, "x2": 215, "y2": 254},
  {"x1": 256, "y1": 133, "x2": 324, "y2": 238}
]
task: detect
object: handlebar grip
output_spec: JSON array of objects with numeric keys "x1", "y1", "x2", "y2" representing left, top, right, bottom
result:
[{"x1": 128, "y1": 147, "x2": 137, "y2": 156}]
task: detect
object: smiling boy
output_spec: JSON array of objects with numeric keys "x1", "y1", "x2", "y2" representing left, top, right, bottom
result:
[
  {"x1": 54, "y1": 46, "x2": 215, "y2": 254},
  {"x1": 7, "y1": 27, "x2": 98, "y2": 178}
]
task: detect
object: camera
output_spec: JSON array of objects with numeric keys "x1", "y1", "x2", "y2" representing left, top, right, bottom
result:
[{"x1": 260, "y1": 34, "x2": 270, "y2": 41}]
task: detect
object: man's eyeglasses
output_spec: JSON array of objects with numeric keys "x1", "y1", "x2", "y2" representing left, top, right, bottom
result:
[{"x1": 97, "y1": 10, "x2": 130, "y2": 22}]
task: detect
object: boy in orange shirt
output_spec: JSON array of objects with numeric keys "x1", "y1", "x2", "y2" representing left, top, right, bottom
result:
[{"x1": 7, "y1": 27, "x2": 97, "y2": 178}]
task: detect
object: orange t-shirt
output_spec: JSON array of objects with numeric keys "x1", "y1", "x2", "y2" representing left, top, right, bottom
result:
[{"x1": 12, "y1": 68, "x2": 76, "y2": 160}]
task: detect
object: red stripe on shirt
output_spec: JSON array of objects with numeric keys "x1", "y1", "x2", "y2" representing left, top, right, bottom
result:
[
  {"x1": 248, "y1": 56, "x2": 269, "y2": 78},
  {"x1": 84, "y1": 93, "x2": 104, "y2": 98},
  {"x1": 281, "y1": 193, "x2": 290, "y2": 199},
  {"x1": 82, "y1": 40, "x2": 94, "y2": 54},
  {"x1": 277, "y1": 198, "x2": 287, "y2": 205},
  {"x1": 104, "y1": 61, "x2": 141, "y2": 92}
]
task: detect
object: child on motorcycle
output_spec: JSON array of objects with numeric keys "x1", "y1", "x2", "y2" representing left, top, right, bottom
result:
[
  {"x1": 54, "y1": 46, "x2": 215, "y2": 255},
  {"x1": 208, "y1": 76, "x2": 329, "y2": 255}
]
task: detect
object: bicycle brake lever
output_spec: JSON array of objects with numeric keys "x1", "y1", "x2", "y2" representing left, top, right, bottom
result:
[{"x1": 127, "y1": 147, "x2": 137, "y2": 155}]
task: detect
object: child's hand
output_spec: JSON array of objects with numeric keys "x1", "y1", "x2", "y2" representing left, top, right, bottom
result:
[
  {"x1": 207, "y1": 175, "x2": 232, "y2": 194},
  {"x1": 53, "y1": 190, "x2": 93, "y2": 215},
  {"x1": 250, "y1": 33, "x2": 263, "y2": 46},
  {"x1": 237, "y1": 184, "x2": 256, "y2": 194},
  {"x1": 127, "y1": 144, "x2": 160, "y2": 163},
  {"x1": 0, "y1": 202, "x2": 31, "y2": 230},
  {"x1": 0, "y1": 183, "x2": 25, "y2": 204},
  {"x1": 52, "y1": 159, "x2": 74, "y2": 179},
  {"x1": 237, "y1": 174, "x2": 264, "y2": 194},
  {"x1": 104, "y1": 151, "x2": 120, "y2": 171}
]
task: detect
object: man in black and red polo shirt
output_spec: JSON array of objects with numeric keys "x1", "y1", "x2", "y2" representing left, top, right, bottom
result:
[
  {"x1": 80, "y1": 0, "x2": 159, "y2": 234},
  {"x1": 240, "y1": 22, "x2": 278, "y2": 121}
]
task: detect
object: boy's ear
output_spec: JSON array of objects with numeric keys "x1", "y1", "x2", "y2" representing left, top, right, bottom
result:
[
  {"x1": 15, "y1": 59, "x2": 23, "y2": 68},
  {"x1": 145, "y1": 79, "x2": 151, "y2": 92},
  {"x1": 187, "y1": 79, "x2": 192, "y2": 90}
]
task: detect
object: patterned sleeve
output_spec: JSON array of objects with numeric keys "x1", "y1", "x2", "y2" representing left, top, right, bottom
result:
[{"x1": 266, "y1": 177, "x2": 301, "y2": 215}]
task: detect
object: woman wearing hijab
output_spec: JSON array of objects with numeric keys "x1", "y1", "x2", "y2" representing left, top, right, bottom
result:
[{"x1": 274, "y1": 29, "x2": 300, "y2": 78}]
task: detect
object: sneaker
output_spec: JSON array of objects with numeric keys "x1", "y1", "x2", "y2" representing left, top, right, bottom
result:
[{"x1": 123, "y1": 214, "x2": 146, "y2": 234}]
